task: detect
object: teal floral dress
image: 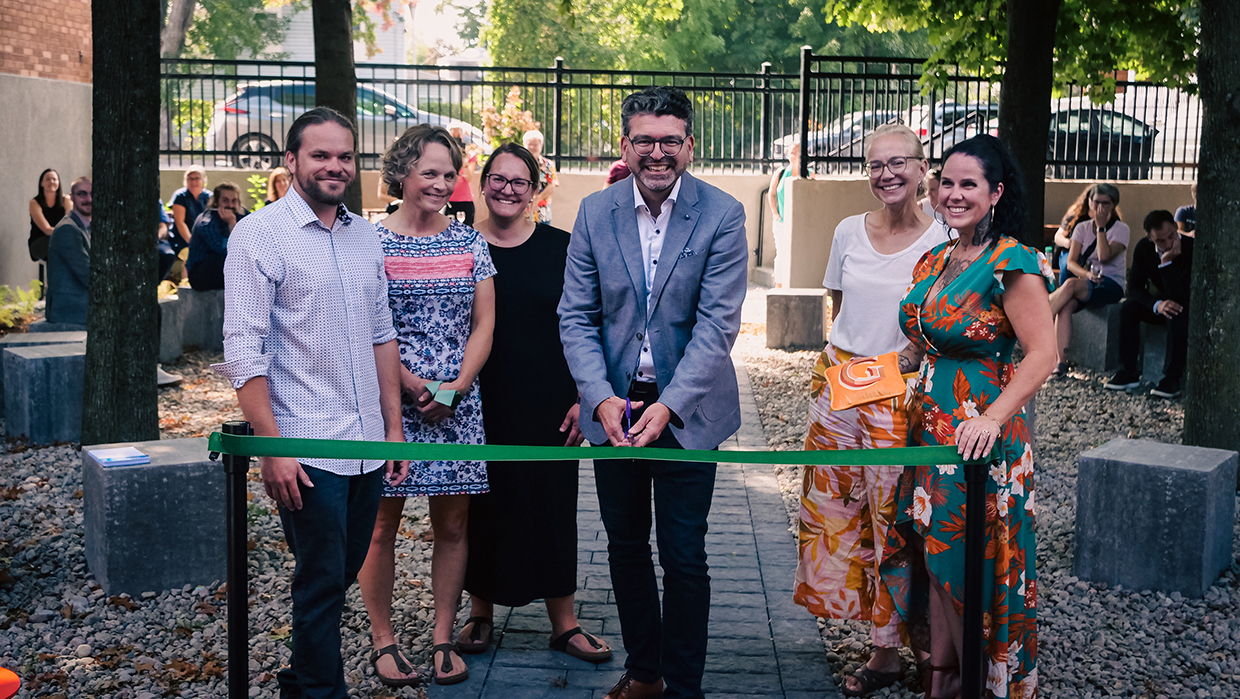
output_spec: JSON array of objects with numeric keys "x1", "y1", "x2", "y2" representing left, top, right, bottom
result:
[{"x1": 889, "y1": 236, "x2": 1053, "y2": 699}]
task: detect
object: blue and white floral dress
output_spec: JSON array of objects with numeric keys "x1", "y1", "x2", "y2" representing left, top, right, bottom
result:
[{"x1": 379, "y1": 220, "x2": 497, "y2": 497}]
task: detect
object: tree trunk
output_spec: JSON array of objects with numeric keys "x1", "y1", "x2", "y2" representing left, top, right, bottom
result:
[
  {"x1": 83, "y1": 0, "x2": 162, "y2": 445},
  {"x1": 1184, "y1": 0, "x2": 1240, "y2": 474},
  {"x1": 313, "y1": 0, "x2": 363, "y2": 213},
  {"x1": 997, "y1": 0, "x2": 1060, "y2": 247},
  {"x1": 160, "y1": 0, "x2": 197, "y2": 58}
]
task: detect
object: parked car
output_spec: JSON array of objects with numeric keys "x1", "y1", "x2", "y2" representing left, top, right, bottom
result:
[
  {"x1": 204, "y1": 81, "x2": 487, "y2": 169},
  {"x1": 1046, "y1": 101, "x2": 1158, "y2": 180},
  {"x1": 963, "y1": 104, "x2": 1158, "y2": 180},
  {"x1": 915, "y1": 101, "x2": 1000, "y2": 157},
  {"x1": 772, "y1": 109, "x2": 903, "y2": 171}
]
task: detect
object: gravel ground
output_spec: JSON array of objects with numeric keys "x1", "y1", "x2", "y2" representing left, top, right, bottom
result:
[
  {"x1": 1, "y1": 350, "x2": 438, "y2": 698},
  {"x1": 735, "y1": 324, "x2": 1240, "y2": 699}
]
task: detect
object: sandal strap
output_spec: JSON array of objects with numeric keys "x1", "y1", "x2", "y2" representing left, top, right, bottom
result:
[
  {"x1": 462, "y1": 616, "x2": 492, "y2": 643},
  {"x1": 844, "y1": 666, "x2": 901, "y2": 696},
  {"x1": 431, "y1": 643, "x2": 458, "y2": 674},
  {"x1": 550, "y1": 626, "x2": 602, "y2": 652},
  {"x1": 371, "y1": 643, "x2": 413, "y2": 676}
]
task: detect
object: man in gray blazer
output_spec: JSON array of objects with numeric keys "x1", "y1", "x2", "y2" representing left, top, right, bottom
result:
[
  {"x1": 46, "y1": 177, "x2": 92, "y2": 326},
  {"x1": 559, "y1": 86, "x2": 748, "y2": 699}
]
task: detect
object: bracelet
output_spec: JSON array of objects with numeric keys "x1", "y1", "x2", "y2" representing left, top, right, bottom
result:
[{"x1": 980, "y1": 412, "x2": 1002, "y2": 424}]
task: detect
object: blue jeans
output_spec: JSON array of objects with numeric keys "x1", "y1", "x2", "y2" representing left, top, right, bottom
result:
[
  {"x1": 594, "y1": 401, "x2": 716, "y2": 699},
  {"x1": 277, "y1": 466, "x2": 383, "y2": 699}
]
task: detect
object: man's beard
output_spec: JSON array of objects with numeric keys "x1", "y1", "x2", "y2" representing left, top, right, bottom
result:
[{"x1": 299, "y1": 173, "x2": 350, "y2": 206}]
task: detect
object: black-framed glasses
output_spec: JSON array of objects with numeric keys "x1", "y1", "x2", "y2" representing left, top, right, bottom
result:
[
  {"x1": 865, "y1": 156, "x2": 925, "y2": 177},
  {"x1": 484, "y1": 174, "x2": 534, "y2": 195},
  {"x1": 629, "y1": 137, "x2": 687, "y2": 157}
]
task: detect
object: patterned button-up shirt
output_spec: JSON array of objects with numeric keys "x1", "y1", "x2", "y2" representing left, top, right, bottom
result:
[{"x1": 212, "y1": 188, "x2": 398, "y2": 475}]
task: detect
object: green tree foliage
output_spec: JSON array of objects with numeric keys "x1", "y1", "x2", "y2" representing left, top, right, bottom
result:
[
  {"x1": 483, "y1": 0, "x2": 930, "y2": 72},
  {"x1": 183, "y1": 0, "x2": 292, "y2": 59},
  {"x1": 824, "y1": 0, "x2": 1197, "y2": 94}
]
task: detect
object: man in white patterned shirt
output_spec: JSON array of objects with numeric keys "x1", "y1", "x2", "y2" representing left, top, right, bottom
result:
[{"x1": 213, "y1": 108, "x2": 412, "y2": 697}]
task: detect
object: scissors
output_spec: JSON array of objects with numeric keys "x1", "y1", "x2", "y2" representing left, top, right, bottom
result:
[{"x1": 624, "y1": 397, "x2": 632, "y2": 443}]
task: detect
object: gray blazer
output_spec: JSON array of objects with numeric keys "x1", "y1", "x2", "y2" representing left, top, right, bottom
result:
[
  {"x1": 558, "y1": 172, "x2": 748, "y2": 450},
  {"x1": 45, "y1": 212, "x2": 91, "y2": 326}
]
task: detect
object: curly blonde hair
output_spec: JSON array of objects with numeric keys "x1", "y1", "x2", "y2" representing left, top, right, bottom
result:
[{"x1": 381, "y1": 124, "x2": 463, "y2": 198}]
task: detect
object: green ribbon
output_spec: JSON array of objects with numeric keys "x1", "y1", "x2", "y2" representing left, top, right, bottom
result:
[{"x1": 208, "y1": 432, "x2": 998, "y2": 466}]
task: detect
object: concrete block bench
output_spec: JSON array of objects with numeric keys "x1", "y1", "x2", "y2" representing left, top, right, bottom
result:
[
  {"x1": 1064, "y1": 304, "x2": 1121, "y2": 373},
  {"x1": 177, "y1": 287, "x2": 224, "y2": 353},
  {"x1": 28, "y1": 319, "x2": 88, "y2": 333},
  {"x1": 1074, "y1": 438, "x2": 1237, "y2": 597},
  {"x1": 1140, "y1": 323, "x2": 1169, "y2": 386},
  {"x1": 159, "y1": 294, "x2": 185, "y2": 364},
  {"x1": 766, "y1": 289, "x2": 826, "y2": 351},
  {"x1": 83, "y1": 437, "x2": 225, "y2": 595},
  {"x1": 0, "y1": 331, "x2": 86, "y2": 413},
  {"x1": 2, "y1": 342, "x2": 86, "y2": 444}
]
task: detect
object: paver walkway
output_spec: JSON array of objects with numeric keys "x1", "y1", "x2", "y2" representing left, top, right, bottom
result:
[{"x1": 429, "y1": 355, "x2": 842, "y2": 698}]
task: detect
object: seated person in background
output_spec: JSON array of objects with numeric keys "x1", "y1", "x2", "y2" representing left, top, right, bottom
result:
[
  {"x1": 1175, "y1": 183, "x2": 1196, "y2": 236},
  {"x1": 1105, "y1": 210, "x2": 1193, "y2": 399},
  {"x1": 1052, "y1": 185, "x2": 1093, "y2": 284},
  {"x1": 264, "y1": 166, "x2": 291, "y2": 206},
  {"x1": 170, "y1": 167, "x2": 208, "y2": 252},
  {"x1": 186, "y1": 181, "x2": 244, "y2": 291},
  {"x1": 605, "y1": 158, "x2": 630, "y2": 186},
  {"x1": 157, "y1": 199, "x2": 179, "y2": 283},
  {"x1": 917, "y1": 167, "x2": 940, "y2": 216},
  {"x1": 1047, "y1": 183, "x2": 1129, "y2": 377},
  {"x1": 46, "y1": 177, "x2": 92, "y2": 325}
]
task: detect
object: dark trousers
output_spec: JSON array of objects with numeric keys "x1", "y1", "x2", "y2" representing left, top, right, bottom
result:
[
  {"x1": 277, "y1": 466, "x2": 383, "y2": 699},
  {"x1": 594, "y1": 384, "x2": 716, "y2": 699},
  {"x1": 158, "y1": 241, "x2": 178, "y2": 282},
  {"x1": 1119, "y1": 297, "x2": 1189, "y2": 382},
  {"x1": 188, "y1": 254, "x2": 226, "y2": 291}
]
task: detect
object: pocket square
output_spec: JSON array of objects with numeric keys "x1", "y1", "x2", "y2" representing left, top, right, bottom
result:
[{"x1": 678, "y1": 247, "x2": 696, "y2": 260}]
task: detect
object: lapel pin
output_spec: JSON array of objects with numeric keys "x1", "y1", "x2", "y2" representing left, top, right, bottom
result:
[{"x1": 684, "y1": 214, "x2": 690, "y2": 219}]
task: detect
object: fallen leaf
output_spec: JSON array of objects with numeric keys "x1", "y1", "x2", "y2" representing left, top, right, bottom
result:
[
  {"x1": 195, "y1": 601, "x2": 218, "y2": 615},
  {"x1": 108, "y1": 596, "x2": 139, "y2": 611},
  {"x1": 247, "y1": 539, "x2": 258, "y2": 551},
  {"x1": 269, "y1": 625, "x2": 292, "y2": 640},
  {"x1": 72, "y1": 490, "x2": 83, "y2": 499}
]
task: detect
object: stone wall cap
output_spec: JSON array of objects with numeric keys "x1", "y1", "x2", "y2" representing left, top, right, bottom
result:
[
  {"x1": 1082, "y1": 437, "x2": 1238, "y2": 471},
  {"x1": 0, "y1": 331, "x2": 87, "y2": 346},
  {"x1": 3, "y1": 342, "x2": 87, "y2": 359}
]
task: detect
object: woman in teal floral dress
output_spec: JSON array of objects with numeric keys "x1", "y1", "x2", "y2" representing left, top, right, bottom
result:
[{"x1": 889, "y1": 136, "x2": 1056, "y2": 698}]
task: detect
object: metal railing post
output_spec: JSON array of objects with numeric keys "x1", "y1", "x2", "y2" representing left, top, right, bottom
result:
[
  {"x1": 960, "y1": 459, "x2": 993, "y2": 699},
  {"x1": 221, "y1": 421, "x2": 252, "y2": 699},
  {"x1": 553, "y1": 56, "x2": 565, "y2": 173},
  {"x1": 798, "y1": 46, "x2": 812, "y2": 179},
  {"x1": 759, "y1": 62, "x2": 772, "y2": 174}
]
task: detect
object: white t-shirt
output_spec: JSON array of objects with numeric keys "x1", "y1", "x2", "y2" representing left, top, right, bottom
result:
[
  {"x1": 1070, "y1": 219, "x2": 1130, "y2": 291},
  {"x1": 823, "y1": 213, "x2": 946, "y2": 357}
]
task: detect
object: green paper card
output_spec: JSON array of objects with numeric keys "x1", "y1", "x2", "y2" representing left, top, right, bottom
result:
[{"x1": 433, "y1": 389, "x2": 459, "y2": 407}]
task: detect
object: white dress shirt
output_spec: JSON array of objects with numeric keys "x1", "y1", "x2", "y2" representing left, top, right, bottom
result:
[
  {"x1": 212, "y1": 188, "x2": 398, "y2": 475},
  {"x1": 631, "y1": 176, "x2": 682, "y2": 383}
]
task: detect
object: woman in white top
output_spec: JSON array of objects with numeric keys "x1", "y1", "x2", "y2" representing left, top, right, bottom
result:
[
  {"x1": 794, "y1": 124, "x2": 946, "y2": 697},
  {"x1": 1047, "y1": 183, "x2": 1129, "y2": 376}
]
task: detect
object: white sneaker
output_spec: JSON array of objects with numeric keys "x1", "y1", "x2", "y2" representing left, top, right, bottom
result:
[{"x1": 157, "y1": 364, "x2": 184, "y2": 386}]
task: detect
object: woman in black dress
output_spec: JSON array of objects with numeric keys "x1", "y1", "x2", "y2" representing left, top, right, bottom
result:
[
  {"x1": 29, "y1": 168, "x2": 70, "y2": 262},
  {"x1": 459, "y1": 142, "x2": 612, "y2": 663}
]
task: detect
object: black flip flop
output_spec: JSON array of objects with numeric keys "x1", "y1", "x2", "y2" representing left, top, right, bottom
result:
[
  {"x1": 549, "y1": 626, "x2": 613, "y2": 663},
  {"x1": 456, "y1": 616, "x2": 493, "y2": 654},
  {"x1": 368, "y1": 643, "x2": 421, "y2": 688},
  {"x1": 431, "y1": 642, "x2": 470, "y2": 685},
  {"x1": 840, "y1": 665, "x2": 900, "y2": 697}
]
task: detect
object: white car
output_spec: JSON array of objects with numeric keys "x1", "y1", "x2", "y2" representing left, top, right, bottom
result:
[{"x1": 204, "y1": 81, "x2": 487, "y2": 169}]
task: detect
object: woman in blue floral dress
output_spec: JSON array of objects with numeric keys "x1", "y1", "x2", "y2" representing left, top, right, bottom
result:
[
  {"x1": 887, "y1": 136, "x2": 1056, "y2": 698},
  {"x1": 358, "y1": 124, "x2": 496, "y2": 687}
]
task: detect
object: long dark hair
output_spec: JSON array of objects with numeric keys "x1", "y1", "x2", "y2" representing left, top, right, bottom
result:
[
  {"x1": 35, "y1": 169, "x2": 63, "y2": 208},
  {"x1": 942, "y1": 135, "x2": 1027, "y2": 247}
]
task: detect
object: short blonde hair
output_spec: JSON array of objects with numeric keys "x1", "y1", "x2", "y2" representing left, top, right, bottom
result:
[
  {"x1": 183, "y1": 166, "x2": 207, "y2": 187},
  {"x1": 864, "y1": 123, "x2": 926, "y2": 162},
  {"x1": 522, "y1": 129, "x2": 545, "y2": 147},
  {"x1": 381, "y1": 124, "x2": 463, "y2": 198}
]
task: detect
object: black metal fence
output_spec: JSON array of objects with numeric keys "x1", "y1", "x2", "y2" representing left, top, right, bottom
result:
[{"x1": 160, "y1": 54, "x2": 1199, "y2": 180}]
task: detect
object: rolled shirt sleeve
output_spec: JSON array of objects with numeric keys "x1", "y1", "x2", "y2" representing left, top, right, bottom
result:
[{"x1": 213, "y1": 218, "x2": 281, "y2": 389}]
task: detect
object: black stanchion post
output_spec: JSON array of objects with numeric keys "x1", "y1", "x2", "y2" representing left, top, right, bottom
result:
[
  {"x1": 221, "y1": 421, "x2": 252, "y2": 699},
  {"x1": 960, "y1": 459, "x2": 992, "y2": 699}
]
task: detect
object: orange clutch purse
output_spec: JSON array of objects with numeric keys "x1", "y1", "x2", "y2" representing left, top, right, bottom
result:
[{"x1": 823, "y1": 351, "x2": 907, "y2": 411}]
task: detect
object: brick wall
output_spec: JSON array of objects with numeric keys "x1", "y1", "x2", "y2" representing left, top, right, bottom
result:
[{"x1": 0, "y1": 0, "x2": 92, "y2": 83}]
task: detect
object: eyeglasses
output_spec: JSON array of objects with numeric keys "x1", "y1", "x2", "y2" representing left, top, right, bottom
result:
[
  {"x1": 629, "y1": 137, "x2": 687, "y2": 157},
  {"x1": 484, "y1": 174, "x2": 534, "y2": 195},
  {"x1": 865, "y1": 156, "x2": 924, "y2": 177}
]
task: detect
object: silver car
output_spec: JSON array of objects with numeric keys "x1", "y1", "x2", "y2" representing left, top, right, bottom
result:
[{"x1": 204, "y1": 81, "x2": 487, "y2": 169}]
